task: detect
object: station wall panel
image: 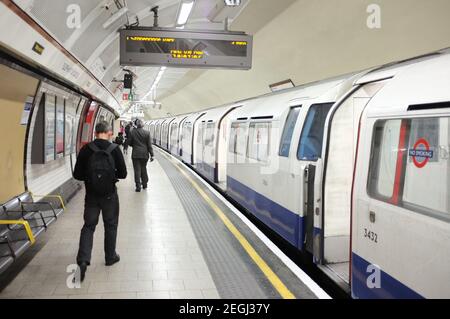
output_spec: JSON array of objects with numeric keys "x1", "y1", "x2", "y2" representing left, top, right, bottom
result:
[
  {"x1": 25, "y1": 83, "x2": 81, "y2": 197},
  {"x1": 0, "y1": 64, "x2": 38, "y2": 203}
]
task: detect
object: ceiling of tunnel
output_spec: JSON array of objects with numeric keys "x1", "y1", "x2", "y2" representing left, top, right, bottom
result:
[{"x1": 12, "y1": 0, "x2": 268, "y2": 114}]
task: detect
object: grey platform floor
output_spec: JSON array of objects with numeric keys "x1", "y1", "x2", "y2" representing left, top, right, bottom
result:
[{"x1": 0, "y1": 148, "x2": 318, "y2": 299}]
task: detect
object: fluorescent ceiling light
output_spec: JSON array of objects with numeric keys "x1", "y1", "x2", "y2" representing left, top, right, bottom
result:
[
  {"x1": 224, "y1": 0, "x2": 241, "y2": 6},
  {"x1": 177, "y1": 1, "x2": 195, "y2": 26},
  {"x1": 103, "y1": 7, "x2": 129, "y2": 29},
  {"x1": 143, "y1": 67, "x2": 166, "y2": 100}
]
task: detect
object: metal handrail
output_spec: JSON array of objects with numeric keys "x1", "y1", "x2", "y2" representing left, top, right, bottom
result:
[
  {"x1": 0, "y1": 220, "x2": 35, "y2": 245},
  {"x1": 30, "y1": 193, "x2": 66, "y2": 211}
]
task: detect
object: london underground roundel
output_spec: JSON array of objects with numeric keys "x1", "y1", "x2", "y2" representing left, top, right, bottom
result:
[{"x1": 408, "y1": 138, "x2": 434, "y2": 168}]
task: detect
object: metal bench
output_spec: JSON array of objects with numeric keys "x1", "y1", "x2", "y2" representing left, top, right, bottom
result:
[{"x1": 0, "y1": 192, "x2": 65, "y2": 275}]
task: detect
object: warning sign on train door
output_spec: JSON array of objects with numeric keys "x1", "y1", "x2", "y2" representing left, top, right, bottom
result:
[{"x1": 409, "y1": 138, "x2": 433, "y2": 168}]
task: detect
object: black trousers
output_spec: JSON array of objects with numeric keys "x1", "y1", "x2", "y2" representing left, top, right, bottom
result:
[
  {"x1": 132, "y1": 158, "x2": 149, "y2": 187},
  {"x1": 77, "y1": 192, "x2": 119, "y2": 265}
]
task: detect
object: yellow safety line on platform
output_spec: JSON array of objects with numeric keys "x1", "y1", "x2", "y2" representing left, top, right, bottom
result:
[
  {"x1": 0, "y1": 220, "x2": 35, "y2": 244},
  {"x1": 160, "y1": 152, "x2": 295, "y2": 299},
  {"x1": 31, "y1": 193, "x2": 66, "y2": 211}
]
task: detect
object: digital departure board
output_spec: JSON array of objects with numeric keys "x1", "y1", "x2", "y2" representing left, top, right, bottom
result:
[{"x1": 120, "y1": 28, "x2": 252, "y2": 70}]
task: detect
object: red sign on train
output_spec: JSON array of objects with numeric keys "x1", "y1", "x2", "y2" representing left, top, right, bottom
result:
[{"x1": 408, "y1": 138, "x2": 434, "y2": 168}]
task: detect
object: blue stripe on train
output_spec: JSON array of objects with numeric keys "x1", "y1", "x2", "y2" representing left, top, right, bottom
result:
[
  {"x1": 196, "y1": 162, "x2": 216, "y2": 183},
  {"x1": 226, "y1": 175, "x2": 304, "y2": 249},
  {"x1": 351, "y1": 253, "x2": 424, "y2": 299}
]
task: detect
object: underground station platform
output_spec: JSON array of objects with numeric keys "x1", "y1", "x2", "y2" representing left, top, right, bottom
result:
[{"x1": 0, "y1": 150, "x2": 329, "y2": 300}]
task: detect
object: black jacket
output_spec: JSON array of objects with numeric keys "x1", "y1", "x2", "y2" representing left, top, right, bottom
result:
[
  {"x1": 128, "y1": 127, "x2": 154, "y2": 159},
  {"x1": 73, "y1": 139, "x2": 127, "y2": 193},
  {"x1": 125, "y1": 124, "x2": 132, "y2": 138}
]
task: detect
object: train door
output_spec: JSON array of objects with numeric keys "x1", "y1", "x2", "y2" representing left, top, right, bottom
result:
[
  {"x1": 292, "y1": 102, "x2": 334, "y2": 251},
  {"x1": 178, "y1": 117, "x2": 187, "y2": 157},
  {"x1": 155, "y1": 122, "x2": 162, "y2": 146},
  {"x1": 160, "y1": 120, "x2": 168, "y2": 149},
  {"x1": 204, "y1": 121, "x2": 215, "y2": 180},
  {"x1": 277, "y1": 105, "x2": 305, "y2": 248},
  {"x1": 216, "y1": 107, "x2": 240, "y2": 186},
  {"x1": 170, "y1": 121, "x2": 178, "y2": 155},
  {"x1": 196, "y1": 121, "x2": 206, "y2": 169},
  {"x1": 181, "y1": 121, "x2": 192, "y2": 163},
  {"x1": 313, "y1": 81, "x2": 387, "y2": 287},
  {"x1": 149, "y1": 123, "x2": 155, "y2": 143},
  {"x1": 192, "y1": 113, "x2": 205, "y2": 165}
]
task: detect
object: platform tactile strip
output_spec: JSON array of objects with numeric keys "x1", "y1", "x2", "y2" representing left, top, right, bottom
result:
[{"x1": 156, "y1": 153, "x2": 278, "y2": 299}]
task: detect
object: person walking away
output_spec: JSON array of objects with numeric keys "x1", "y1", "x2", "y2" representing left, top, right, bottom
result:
[
  {"x1": 127, "y1": 119, "x2": 154, "y2": 192},
  {"x1": 123, "y1": 137, "x2": 129, "y2": 155},
  {"x1": 124, "y1": 121, "x2": 132, "y2": 139},
  {"x1": 73, "y1": 121, "x2": 127, "y2": 282}
]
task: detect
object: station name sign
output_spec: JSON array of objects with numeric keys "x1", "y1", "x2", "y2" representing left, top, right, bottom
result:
[{"x1": 120, "y1": 28, "x2": 252, "y2": 70}]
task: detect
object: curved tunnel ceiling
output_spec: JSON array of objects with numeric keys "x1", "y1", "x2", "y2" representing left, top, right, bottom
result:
[{"x1": 11, "y1": 0, "x2": 294, "y2": 115}]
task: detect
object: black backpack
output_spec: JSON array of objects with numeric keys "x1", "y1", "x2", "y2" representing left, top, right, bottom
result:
[{"x1": 87, "y1": 143, "x2": 118, "y2": 196}]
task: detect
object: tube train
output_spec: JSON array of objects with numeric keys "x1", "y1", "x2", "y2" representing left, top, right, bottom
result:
[{"x1": 147, "y1": 49, "x2": 450, "y2": 299}]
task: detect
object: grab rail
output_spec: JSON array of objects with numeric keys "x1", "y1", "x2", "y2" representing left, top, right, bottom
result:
[
  {"x1": 0, "y1": 220, "x2": 35, "y2": 244},
  {"x1": 30, "y1": 193, "x2": 66, "y2": 211}
]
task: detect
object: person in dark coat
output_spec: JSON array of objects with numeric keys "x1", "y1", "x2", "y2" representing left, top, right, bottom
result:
[
  {"x1": 73, "y1": 121, "x2": 127, "y2": 282},
  {"x1": 124, "y1": 121, "x2": 133, "y2": 138},
  {"x1": 127, "y1": 119, "x2": 154, "y2": 192}
]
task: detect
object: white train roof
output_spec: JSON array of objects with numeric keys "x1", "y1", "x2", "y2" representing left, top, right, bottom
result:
[
  {"x1": 197, "y1": 104, "x2": 239, "y2": 123},
  {"x1": 363, "y1": 50, "x2": 450, "y2": 117},
  {"x1": 182, "y1": 111, "x2": 207, "y2": 124},
  {"x1": 229, "y1": 75, "x2": 354, "y2": 121},
  {"x1": 170, "y1": 114, "x2": 189, "y2": 124}
]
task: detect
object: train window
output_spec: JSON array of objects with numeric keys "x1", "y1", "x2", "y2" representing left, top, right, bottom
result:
[
  {"x1": 229, "y1": 123, "x2": 239, "y2": 153},
  {"x1": 408, "y1": 118, "x2": 439, "y2": 163},
  {"x1": 368, "y1": 120, "x2": 402, "y2": 199},
  {"x1": 170, "y1": 123, "x2": 178, "y2": 146},
  {"x1": 368, "y1": 117, "x2": 450, "y2": 221},
  {"x1": 248, "y1": 122, "x2": 271, "y2": 163},
  {"x1": 279, "y1": 106, "x2": 301, "y2": 157},
  {"x1": 185, "y1": 123, "x2": 192, "y2": 140},
  {"x1": 197, "y1": 122, "x2": 206, "y2": 144},
  {"x1": 206, "y1": 123, "x2": 215, "y2": 146},
  {"x1": 297, "y1": 103, "x2": 333, "y2": 161},
  {"x1": 230, "y1": 122, "x2": 248, "y2": 155}
]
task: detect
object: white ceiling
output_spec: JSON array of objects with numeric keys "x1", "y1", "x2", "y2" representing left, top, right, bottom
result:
[{"x1": 12, "y1": 0, "x2": 250, "y2": 114}]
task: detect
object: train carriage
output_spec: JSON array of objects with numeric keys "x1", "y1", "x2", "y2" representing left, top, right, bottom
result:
[
  {"x1": 147, "y1": 49, "x2": 450, "y2": 298},
  {"x1": 180, "y1": 112, "x2": 206, "y2": 165},
  {"x1": 161, "y1": 117, "x2": 175, "y2": 151},
  {"x1": 226, "y1": 75, "x2": 357, "y2": 254},
  {"x1": 195, "y1": 104, "x2": 241, "y2": 185},
  {"x1": 169, "y1": 115, "x2": 188, "y2": 156},
  {"x1": 349, "y1": 51, "x2": 450, "y2": 298}
]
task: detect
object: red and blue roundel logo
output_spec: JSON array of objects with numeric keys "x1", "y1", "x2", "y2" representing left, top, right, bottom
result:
[{"x1": 408, "y1": 138, "x2": 434, "y2": 168}]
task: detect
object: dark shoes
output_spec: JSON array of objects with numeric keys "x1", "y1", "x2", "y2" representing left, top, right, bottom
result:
[
  {"x1": 73, "y1": 262, "x2": 88, "y2": 283},
  {"x1": 106, "y1": 254, "x2": 120, "y2": 266},
  {"x1": 136, "y1": 184, "x2": 147, "y2": 191},
  {"x1": 73, "y1": 256, "x2": 119, "y2": 283}
]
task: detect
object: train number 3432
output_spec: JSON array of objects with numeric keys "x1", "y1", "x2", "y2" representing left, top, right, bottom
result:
[{"x1": 364, "y1": 228, "x2": 378, "y2": 243}]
